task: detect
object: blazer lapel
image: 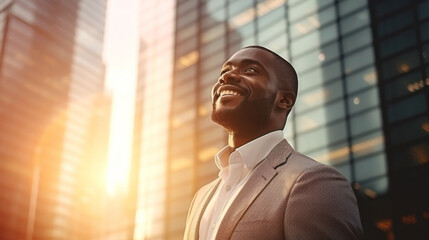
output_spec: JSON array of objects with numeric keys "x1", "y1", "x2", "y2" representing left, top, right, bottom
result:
[
  {"x1": 188, "y1": 178, "x2": 221, "y2": 240},
  {"x1": 214, "y1": 140, "x2": 294, "y2": 240}
]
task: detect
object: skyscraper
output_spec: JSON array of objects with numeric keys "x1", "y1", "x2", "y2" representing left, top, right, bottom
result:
[
  {"x1": 133, "y1": 0, "x2": 176, "y2": 239},
  {"x1": 367, "y1": 0, "x2": 429, "y2": 238},
  {"x1": 133, "y1": 0, "x2": 429, "y2": 239},
  {"x1": 0, "y1": 0, "x2": 108, "y2": 239}
]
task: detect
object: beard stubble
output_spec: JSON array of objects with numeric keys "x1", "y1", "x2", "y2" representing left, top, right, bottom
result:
[{"x1": 211, "y1": 94, "x2": 275, "y2": 134}]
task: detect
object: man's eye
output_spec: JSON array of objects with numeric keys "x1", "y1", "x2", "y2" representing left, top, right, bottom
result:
[{"x1": 245, "y1": 67, "x2": 257, "y2": 73}]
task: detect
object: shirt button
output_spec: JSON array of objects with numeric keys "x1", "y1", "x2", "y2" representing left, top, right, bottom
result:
[{"x1": 226, "y1": 185, "x2": 231, "y2": 191}]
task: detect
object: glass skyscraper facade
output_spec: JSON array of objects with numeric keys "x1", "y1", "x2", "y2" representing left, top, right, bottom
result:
[
  {"x1": 132, "y1": 0, "x2": 429, "y2": 239},
  {"x1": 133, "y1": 0, "x2": 176, "y2": 239},
  {"x1": 0, "y1": 0, "x2": 109, "y2": 239},
  {"x1": 368, "y1": 1, "x2": 429, "y2": 239}
]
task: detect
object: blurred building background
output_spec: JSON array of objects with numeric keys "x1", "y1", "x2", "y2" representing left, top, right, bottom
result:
[
  {"x1": 0, "y1": 0, "x2": 117, "y2": 239},
  {"x1": 134, "y1": 0, "x2": 429, "y2": 240},
  {"x1": 0, "y1": 0, "x2": 428, "y2": 240}
]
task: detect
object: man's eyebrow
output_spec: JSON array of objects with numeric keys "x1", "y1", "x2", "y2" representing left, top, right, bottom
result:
[
  {"x1": 222, "y1": 59, "x2": 264, "y2": 68},
  {"x1": 241, "y1": 59, "x2": 264, "y2": 66}
]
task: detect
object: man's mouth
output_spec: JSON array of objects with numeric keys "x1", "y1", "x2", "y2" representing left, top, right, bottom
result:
[
  {"x1": 218, "y1": 89, "x2": 243, "y2": 97},
  {"x1": 212, "y1": 85, "x2": 247, "y2": 105},
  {"x1": 215, "y1": 85, "x2": 245, "y2": 99}
]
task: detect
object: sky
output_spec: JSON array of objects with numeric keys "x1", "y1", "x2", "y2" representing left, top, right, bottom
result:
[{"x1": 103, "y1": 0, "x2": 140, "y2": 195}]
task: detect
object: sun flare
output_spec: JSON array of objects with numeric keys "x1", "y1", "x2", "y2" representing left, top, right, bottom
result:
[
  {"x1": 104, "y1": 67, "x2": 137, "y2": 196},
  {"x1": 103, "y1": 0, "x2": 139, "y2": 196}
]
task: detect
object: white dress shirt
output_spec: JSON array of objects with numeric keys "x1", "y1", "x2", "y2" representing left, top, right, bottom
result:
[{"x1": 199, "y1": 130, "x2": 285, "y2": 240}]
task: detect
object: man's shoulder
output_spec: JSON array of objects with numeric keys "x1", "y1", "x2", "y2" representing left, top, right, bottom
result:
[
  {"x1": 286, "y1": 151, "x2": 323, "y2": 169},
  {"x1": 278, "y1": 150, "x2": 344, "y2": 179}
]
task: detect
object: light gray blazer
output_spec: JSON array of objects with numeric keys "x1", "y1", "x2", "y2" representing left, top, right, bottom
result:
[{"x1": 184, "y1": 140, "x2": 363, "y2": 240}]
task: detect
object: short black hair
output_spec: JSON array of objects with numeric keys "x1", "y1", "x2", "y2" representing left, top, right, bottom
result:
[{"x1": 243, "y1": 45, "x2": 298, "y2": 96}]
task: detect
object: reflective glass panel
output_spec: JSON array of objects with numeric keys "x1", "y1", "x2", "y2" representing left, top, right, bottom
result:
[
  {"x1": 423, "y1": 43, "x2": 429, "y2": 63},
  {"x1": 289, "y1": 0, "x2": 334, "y2": 22},
  {"x1": 422, "y1": 21, "x2": 429, "y2": 41},
  {"x1": 351, "y1": 130, "x2": 384, "y2": 159},
  {"x1": 377, "y1": 10, "x2": 414, "y2": 38},
  {"x1": 290, "y1": 6, "x2": 336, "y2": 38},
  {"x1": 359, "y1": 176, "x2": 388, "y2": 195},
  {"x1": 346, "y1": 66, "x2": 377, "y2": 94},
  {"x1": 296, "y1": 120, "x2": 347, "y2": 152},
  {"x1": 293, "y1": 42, "x2": 340, "y2": 73},
  {"x1": 291, "y1": 23, "x2": 338, "y2": 57},
  {"x1": 261, "y1": 32, "x2": 287, "y2": 52},
  {"x1": 342, "y1": 27, "x2": 372, "y2": 54},
  {"x1": 199, "y1": 126, "x2": 225, "y2": 146},
  {"x1": 339, "y1": 0, "x2": 367, "y2": 17},
  {"x1": 383, "y1": 71, "x2": 423, "y2": 101},
  {"x1": 175, "y1": 65, "x2": 197, "y2": 84},
  {"x1": 348, "y1": 87, "x2": 379, "y2": 115},
  {"x1": 257, "y1": 5, "x2": 285, "y2": 30},
  {"x1": 177, "y1": 0, "x2": 198, "y2": 15},
  {"x1": 354, "y1": 152, "x2": 387, "y2": 182},
  {"x1": 177, "y1": 9, "x2": 197, "y2": 29},
  {"x1": 344, "y1": 46, "x2": 374, "y2": 74},
  {"x1": 296, "y1": 100, "x2": 345, "y2": 132},
  {"x1": 389, "y1": 116, "x2": 429, "y2": 145},
  {"x1": 379, "y1": 29, "x2": 417, "y2": 58},
  {"x1": 202, "y1": 0, "x2": 226, "y2": 17},
  {"x1": 202, "y1": 8, "x2": 226, "y2": 28},
  {"x1": 308, "y1": 141, "x2": 350, "y2": 166},
  {"x1": 418, "y1": 0, "x2": 429, "y2": 20},
  {"x1": 374, "y1": 0, "x2": 409, "y2": 19},
  {"x1": 296, "y1": 80, "x2": 343, "y2": 113},
  {"x1": 258, "y1": 18, "x2": 286, "y2": 43},
  {"x1": 387, "y1": 93, "x2": 427, "y2": 123},
  {"x1": 201, "y1": 24, "x2": 225, "y2": 43},
  {"x1": 201, "y1": 55, "x2": 226, "y2": 72},
  {"x1": 391, "y1": 140, "x2": 429, "y2": 169},
  {"x1": 350, "y1": 108, "x2": 382, "y2": 137},
  {"x1": 381, "y1": 49, "x2": 421, "y2": 79},
  {"x1": 200, "y1": 37, "x2": 225, "y2": 59},
  {"x1": 200, "y1": 68, "x2": 219, "y2": 88},
  {"x1": 177, "y1": 24, "x2": 197, "y2": 42},
  {"x1": 229, "y1": 0, "x2": 253, "y2": 17},
  {"x1": 175, "y1": 38, "x2": 197, "y2": 57},
  {"x1": 340, "y1": 10, "x2": 370, "y2": 35},
  {"x1": 299, "y1": 60, "x2": 342, "y2": 92}
]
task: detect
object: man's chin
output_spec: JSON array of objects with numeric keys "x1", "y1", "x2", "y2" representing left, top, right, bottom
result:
[
  {"x1": 211, "y1": 109, "x2": 237, "y2": 130},
  {"x1": 211, "y1": 96, "x2": 274, "y2": 131},
  {"x1": 211, "y1": 108, "x2": 256, "y2": 132}
]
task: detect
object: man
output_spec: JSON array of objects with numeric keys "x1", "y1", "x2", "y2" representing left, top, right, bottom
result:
[{"x1": 183, "y1": 46, "x2": 363, "y2": 240}]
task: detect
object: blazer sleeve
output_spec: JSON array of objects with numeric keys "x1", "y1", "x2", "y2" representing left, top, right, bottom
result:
[
  {"x1": 283, "y1": 165, "x2": 364, "y2": 240},
  {"x1": 183, "y1": 190, "x2": 198, "y2": 240}
]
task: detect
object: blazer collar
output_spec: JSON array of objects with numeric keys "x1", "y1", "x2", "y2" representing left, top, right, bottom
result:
[
  {"x1": 214, "y1": 139, "x2": 294, "y2": 240},
  {"x1": 189, "y1": 179, "x2": 221, "y2": 240}
]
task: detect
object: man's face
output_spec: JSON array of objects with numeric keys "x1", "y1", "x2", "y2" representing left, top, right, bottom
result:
[{"x1": 211, "y1": 48, "x2": 279, "y2": 131}]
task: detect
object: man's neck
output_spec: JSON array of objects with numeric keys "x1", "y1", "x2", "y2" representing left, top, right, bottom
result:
[{"x1": 227, "y1": 127, "x2": 281, "y2": 149}]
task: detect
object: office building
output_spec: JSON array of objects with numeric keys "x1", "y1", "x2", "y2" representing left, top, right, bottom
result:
[
  {"x1": 133, "y1": 0, "x2": 176, "y2": 239},
  {"x1": 367, "y1": 0, "x2": 429, "y2": 239},
  {"x1": 0, "y1": 0, "x2": 108, "y2": 239},
  {"x1": 133, "y1": 0, "x2": 429, "y2": 239}
]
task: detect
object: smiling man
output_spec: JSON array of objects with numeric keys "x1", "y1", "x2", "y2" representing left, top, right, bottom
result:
[{"x1": 183, "y1": 46, "x2": 363, "y2": 240}]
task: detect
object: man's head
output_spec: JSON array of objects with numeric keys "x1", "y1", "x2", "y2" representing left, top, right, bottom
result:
[{"x1": 211, "y1": 46, "x2": 297, "y2": 135}]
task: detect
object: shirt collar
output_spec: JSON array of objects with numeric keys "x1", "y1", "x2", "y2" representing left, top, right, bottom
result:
[{"x1": 214, "y1": 130, "x2": 285, "y2": 172}]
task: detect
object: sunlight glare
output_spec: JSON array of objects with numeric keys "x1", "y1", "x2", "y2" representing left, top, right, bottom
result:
[{"x1": 103, "y1": 0, "x2": 139, "y2": 196}]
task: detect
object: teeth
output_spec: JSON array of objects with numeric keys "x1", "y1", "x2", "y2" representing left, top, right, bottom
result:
[{"x1": 220, "y1": 90, "x2": 241, "y2": 96}]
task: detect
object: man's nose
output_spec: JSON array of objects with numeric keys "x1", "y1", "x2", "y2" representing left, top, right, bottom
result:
[{"x1": 218, "y1": 70, "x2": 240, "y2": 85}]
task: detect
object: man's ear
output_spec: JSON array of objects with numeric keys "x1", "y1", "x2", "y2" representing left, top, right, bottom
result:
[{"x1": 276, "y1": 90, "x2": 295, "y2": 110}]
